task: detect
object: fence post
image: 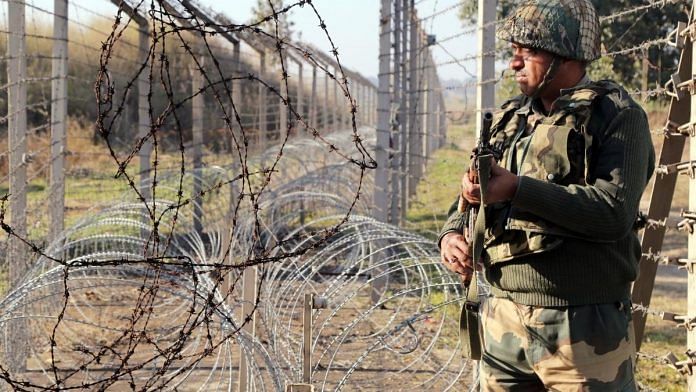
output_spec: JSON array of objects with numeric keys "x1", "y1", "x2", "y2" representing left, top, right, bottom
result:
[
  {"x1": 371, "y1": 0, "x2": 394, "y2": 305},
  {"x1": 323, "y1": 67, "x2": 329, "y2": 132},
  {"x1": 138, "y1": 24, "x2": 151, "y2": 207},
  {"x1": 49, "y1": 0, "x2": 68, "y2": 244},
  {"x1": 333, "y1": 66, "x2": 339, "y2": 130},
  {"x1": 237, "y1": 267, "x2": 258, "y2": 392},
  {"x1": 426, "y1": 56, "x2": 436, "y2": 160},
  {"x1": 409, "y1": 19, "x2": 424, "y2": 196},
  {"x1": 688, "y1": 4, "x2": 696, "y2": 390},
  {"x1": 374, "y1": 87, "x2": 378, "y2": 126},
  {"x1": 375, "y1": 0, "x2": 392, "y2": 223},
  {"x1": 191, "y1": 56, "x2": 204, "y2": 234},
  {"x1": 354, "y1": 80, "x2": 360, "y2": 127},
  {"x1": 346, "y1": 76, "x2": 353, "y2": 130},
  {"x1": 477, "y1": 0, "x2": 496, "y2": 136},
  {"x1": 470, "y1": 0, "x2": 496, "y2": 386},
  {"x1": 362, "y1": 82, "x2": 368, "y2": 127},
  {"x1": 222, "y1": 42, "x2": 242, "y2": 303},
  {"x1": 373, "y1": 86, "x2": 378, "y2": 126},
  {"x1": 310, "y1": 65, "x2": 317, "y2": 131},
  {"x1": 631, "y1": 13, "x2": 693, "y2": 354},
  {"x1": 279, "y1": 54, "x2": 288, "y2": 141},
  {"x1": 390, "y1": 0, "x2": 403, "y2": 225},
  {"x1": 399, "y1": 0, "x2": 411, "y2": 223},
  {"x1": 258, "y1": 52, "x2": 267, "y2": 151},
  {"x1": 439, "y1": 89, "x2": 446, "y2": 149},
  {"x1": 296, "y1": 61, "x2": 303, "y2": 137},
  {"x1": 6, "y1": 0, "x2": 27, "y2": 373}
]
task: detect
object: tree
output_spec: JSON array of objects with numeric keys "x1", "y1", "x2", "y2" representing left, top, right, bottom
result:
[
  {"x1": 250, "y1": 0, "x2": 295, "y2": 39},
  {"x1": 460, "y1": 0, "x2": 689, "y2": 91}
]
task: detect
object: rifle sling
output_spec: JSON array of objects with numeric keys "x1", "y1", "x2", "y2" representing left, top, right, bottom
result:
[{"x1": 459, "y1": 154, "x2": 492, "y2": 360}]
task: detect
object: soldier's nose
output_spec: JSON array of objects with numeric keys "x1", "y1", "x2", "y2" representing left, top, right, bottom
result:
[{"x1": 509, "y1": 56, "x2": 524, "y2": 71}]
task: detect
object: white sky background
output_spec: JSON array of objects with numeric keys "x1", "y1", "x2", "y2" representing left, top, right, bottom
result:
[{"x1": 9, "y1": 0, "x2": 480, "y2": 82}]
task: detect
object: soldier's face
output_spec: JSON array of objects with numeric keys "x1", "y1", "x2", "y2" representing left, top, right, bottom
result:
[{"x1": 509, "y1": 43, "x2": 554, "y2": 96}]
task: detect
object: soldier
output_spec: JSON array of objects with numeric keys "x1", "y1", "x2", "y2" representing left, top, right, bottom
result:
[{"x1": 439, "y1": 0, "x2": 655, "y2": 390}]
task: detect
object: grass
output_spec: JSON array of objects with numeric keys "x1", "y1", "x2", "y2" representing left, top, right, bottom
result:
[
  {"x1": 634, "y1": 283, "x2": 688, "y2": 391},
  {"x1": 404, "y1": 123, "x2": 474, "y2": 239}
]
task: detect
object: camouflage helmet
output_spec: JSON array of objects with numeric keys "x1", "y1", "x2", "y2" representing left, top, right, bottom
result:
[{"x1": 498, "y1": 0, "x2": 601, "y2": 62}]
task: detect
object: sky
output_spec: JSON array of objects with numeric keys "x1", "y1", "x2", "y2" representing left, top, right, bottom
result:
[
  {"x1": 202, "y1": 0, "x2": 479, "y2": 81},
  {"x1": 14, "y1": 0, "x2": 480, "y2": 81}
]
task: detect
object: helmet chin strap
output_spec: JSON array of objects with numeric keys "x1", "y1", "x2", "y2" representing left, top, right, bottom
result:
[{"x1": 530, "y1": 56, "x2": 562, "y2": 100}]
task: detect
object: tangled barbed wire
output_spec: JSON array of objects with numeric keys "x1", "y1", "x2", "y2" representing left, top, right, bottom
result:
[{"x1": 0, "y1": 0, "x2": 474, "y2": 390}]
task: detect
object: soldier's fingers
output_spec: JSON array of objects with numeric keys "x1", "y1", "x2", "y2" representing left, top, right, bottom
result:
[
  {"x1": 443, "y1": 258, "x2": 466, "y2": 275},
  {"x1": 457, "y1": 266, "x2": 474, "y2": 284},
  {"x1": 447, "y1": 236, "x2": 472, "y2": 259},
  {"x1": 461, "y1": 180, "x2": 481, "y2": 204},
  {"x1": 446, "y1": 247, "x2": 468, "y2": 266}
]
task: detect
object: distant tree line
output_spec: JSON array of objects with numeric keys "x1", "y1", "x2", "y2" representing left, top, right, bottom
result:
[
  {"x1": 0, "y1": 17, "x2": 296, "y2": 153},
  {"x1": 459, "y1": 0, "x2": 689, "y2": 93}
]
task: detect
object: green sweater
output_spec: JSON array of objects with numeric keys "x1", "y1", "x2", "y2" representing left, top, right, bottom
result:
[{"x1": 439, "y1": 83, "x2": 655, "y2": 307}]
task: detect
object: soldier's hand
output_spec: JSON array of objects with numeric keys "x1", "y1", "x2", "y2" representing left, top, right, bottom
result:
[
  {"x1": 440, "y1": 232, "x2": 474, "y2": 284},
  {"x1": 460, "y1": 168, "x2": 480, "y2": 206},
  {"x1": 462, "y1": 160, "x2": 518, "y2": 205},
  {"x1": 486, "y1": 161, "x2": 518, "y2": 203}
]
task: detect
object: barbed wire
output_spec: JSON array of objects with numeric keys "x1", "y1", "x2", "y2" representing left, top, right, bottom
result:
[
  {"x1": 0, "y1": 0, "x2": 386, "y2": 389},
  {"x1": 600, "y1": 0, "x2": 688, "y2": 23},
  {"x1": 0, "y1": 0, "x2": 692, "y2": 390}
]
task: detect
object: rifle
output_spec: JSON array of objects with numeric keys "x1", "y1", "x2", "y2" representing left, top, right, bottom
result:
[
  {"x1": 457, "y1": 111, "x2": 496, "y2": 361},
  {"x1": 457, "y1": 111, "x2": 495, "y2": 273}
]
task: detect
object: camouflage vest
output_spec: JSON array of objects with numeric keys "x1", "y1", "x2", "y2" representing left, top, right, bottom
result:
[{"x1": 483, "y1": 80, "x2": 627, "y2": 264}]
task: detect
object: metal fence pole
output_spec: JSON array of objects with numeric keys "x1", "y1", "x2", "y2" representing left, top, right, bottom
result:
[
  {"x1": 390, "y1": 0, "x2": 403, "y2": 225},
  {"x1": 365, "y1": 82, "x2": 371, "y2": 127},
  {"x1": 6, "y1": 0, "x2": 28, "y2": 373},
  {"x1": 280, "y1": 54, "x2": 288, "y2": 141},
  {"x1": 361, "y1": 81, "x2": 367, "y2": 127},
  {"x1": 310, "y1": 65, "x2": 317, "y2": 131},
  {"x1": 223, "y1": 42, "x2": 242, "y2": 302},
  {"x1": 352, "y1": 78, "x2": 363, "y2": 128},
  {"x1": 237, "y1": 266, "x2": 258, "y2": 392},
  {"x1": 323, "y1": 69, "x2": 329, "y2": 132},
  {"x1": 477, "y1": 0, "x2": 496, "y2": 135},
  {"x1": 426, "y1": 56, "x2": 436, "y2": 159},
  {"x1": 375, "y1": 0, "x2": 392, "y2": 223},
  {"x1": 347, "y1": 77, "x2": 353, "y2": 129},
  {"x1": 48, "y1": 0, "x2": 68, "y2": 244},
  {"x1": 333, "y1": 66, "x2": 339, "y2": 129},
  {"x1": 373, "y1": 86, "x2": 378, "y2": 126},
  {"x1": 191, "y1": 57, "x2": 204, "y2": 234},
  {"x1": 297, "y1": 62, "x2": 303, "y2": 136},
  {"x1": 408, "y1": 19, "x2": 423, "y2": 196},
  {"x1": 343, "y1": 75, "x2": 349, "y2": 129},
  {"x1": 469, "y1": 0, "x2": 497, "y2": 386},
  {"x1": 258, "y1": 53, "x2": 267, "y2": 150},
  {"x1": 399, "y1": 0, "x2": 411, "y2": 223},
  {"x1": 688, "y1": 4, "x2": 696, "y2": 390},
  {"x1": 368, "y1": 82, "x2": 372, "y2": 127},
  {"x1": 420, "y1": 37, "x2": 429, "y2": 174},
  {"x1": 439, "y1": 88, "x2": 446, "y2": 149},
  {"x1": 138, "y1": 24, "x2": 151, "y2": 205},
  {"x1": 622, "y1": 11, "x2": 691, "y2": 355},
  {"x1": 372, "y1": 0, "x2": 394, "y2": 305}
]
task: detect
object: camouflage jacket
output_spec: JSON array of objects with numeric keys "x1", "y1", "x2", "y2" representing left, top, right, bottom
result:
[{"x1": 439, "y1": 78, "x2": 656, "y2": 305}]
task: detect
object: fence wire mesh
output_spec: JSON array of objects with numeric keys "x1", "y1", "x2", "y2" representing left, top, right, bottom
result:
[{"x1": 0, "y1": 0, "x2": 693, "y2": 390}]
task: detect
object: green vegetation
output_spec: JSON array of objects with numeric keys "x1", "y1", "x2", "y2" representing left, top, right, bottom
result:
[
  {"x1": 405, "y1": 123, "x2": 474, "y2": 239},
  {"x1": 636, "y1": 293, "x2": 688, "y2": 391},
  {"x1": 459, "y1": 1, "x2": 687, "y2": 93}
]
